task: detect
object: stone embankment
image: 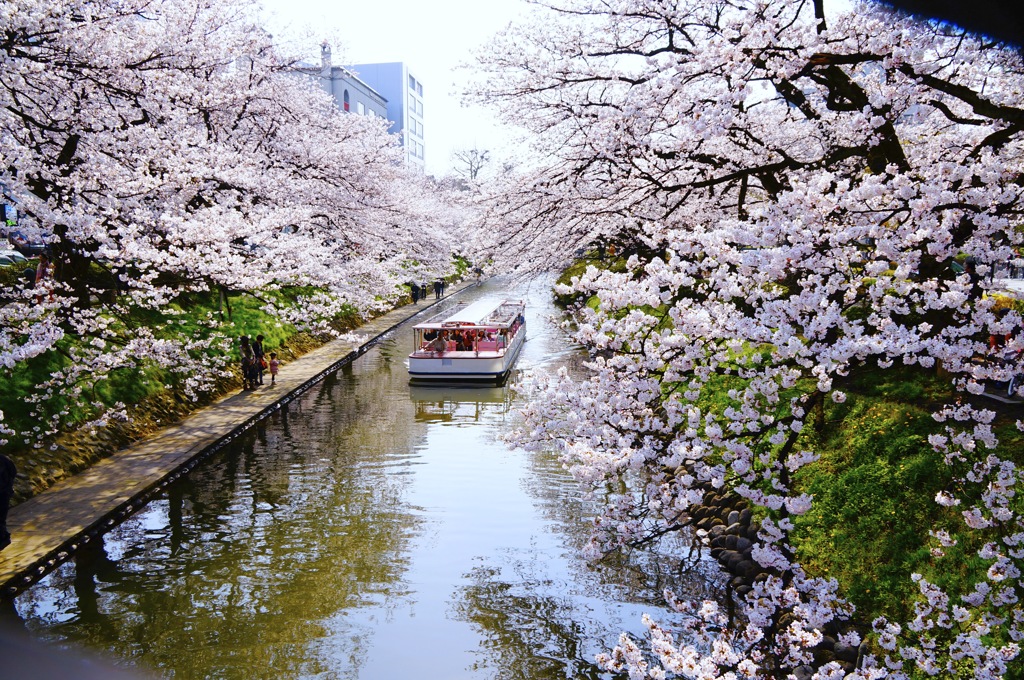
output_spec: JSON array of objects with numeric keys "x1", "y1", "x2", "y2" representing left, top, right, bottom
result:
[{"x1": 684, "y1": 474, "x2": 864, "y2": 677}]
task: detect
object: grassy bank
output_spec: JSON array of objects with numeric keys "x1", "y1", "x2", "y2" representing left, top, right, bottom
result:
[
  {"x1": 0, "y1": 272, "x2": 363, "y2": 505},
  {"x1": 793, "y1": 367, "x2": 1024, "y2": 622}
]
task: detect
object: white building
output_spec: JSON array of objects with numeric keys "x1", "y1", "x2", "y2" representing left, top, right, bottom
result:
[
  {"x1": 297, "y1": 44, "x2": 389, "y2": 120},
  {"x1": 347, "y1": 62, "x2": 426, "y2": 172}
]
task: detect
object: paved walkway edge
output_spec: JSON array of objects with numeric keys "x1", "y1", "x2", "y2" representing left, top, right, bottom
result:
[{"x1": 0, "y1": 284, "x2": 475, "y2": 598}]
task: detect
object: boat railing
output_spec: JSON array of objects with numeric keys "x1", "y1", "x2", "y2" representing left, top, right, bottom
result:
[
  {"x1": 413, "y1": 339, "x2": 508, "y2": 356},
  {"x1": 479, "y1": 301, "x2": 524, "y2": 327}
]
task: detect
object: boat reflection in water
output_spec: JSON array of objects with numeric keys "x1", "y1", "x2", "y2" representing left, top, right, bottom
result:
[{"x1": 409, "y1": 384, "x2": 514, "y2": 423}]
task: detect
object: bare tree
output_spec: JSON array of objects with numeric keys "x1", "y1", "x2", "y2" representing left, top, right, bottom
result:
[{"x1": 450, "y1": 146, "x2": 490, "y2": 180}]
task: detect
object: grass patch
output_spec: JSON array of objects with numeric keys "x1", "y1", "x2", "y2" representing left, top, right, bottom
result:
[{"x1": 792, "y1": 364, "x2": 1024, "y2": 631}]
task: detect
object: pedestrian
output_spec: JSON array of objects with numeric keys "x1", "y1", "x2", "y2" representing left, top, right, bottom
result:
[
  {"x1": 410, "y1": 282, "x2": 420, "y2": 304},
  {"x1": 0, "y1": 454, "x2": 16, "y2": 551},
  {"x1": 433, "y1": 279, "x2": 442, "y2": 299},
  {"x1": 252, "y1": 334, "x2": 266, "y2": 385},
  {"x1": 34, "y1": 252, "x2": 53, "y2": 303},
  {"x1": 239, "y1": 335, "x2": 256, "y2": 390},
  {"x1": 34, "y1": 252, "x2": 52, "y2": 287},
  {"x1": 964, "y1": 256, "x2": 982, "y2": 300},
  {"x1": 268, "y1": 352, "x2": 280, "y2": 385},
  {"x1": 441, "y1": 278, "x2": 447, "y2": 296}
]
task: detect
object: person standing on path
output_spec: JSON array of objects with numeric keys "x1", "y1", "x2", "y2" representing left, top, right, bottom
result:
[
  {"x1": 0, "y1": 454, "x2": 16, "y2": 551},
  {"x1": 433, "y1": 279, "x2": 442, "y2": 299},
  {"x1": 252, "y1": 334, "x2": 266, "y2": 386},
  {"x1": 239, "y1": 336, "x2": 256, "y2": 390},
  {"x1": 410, "y1": 282, "x2": 420, "y2": 304},
  {"x1": 268, "y1": 352, "x2": 280, "y2": 385}
]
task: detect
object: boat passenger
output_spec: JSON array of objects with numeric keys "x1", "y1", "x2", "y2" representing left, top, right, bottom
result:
[{"x1": 428, "y1": 334, "x2": 447, "y2": 353}]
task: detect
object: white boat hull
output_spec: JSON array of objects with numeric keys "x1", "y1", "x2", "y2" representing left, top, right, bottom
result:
[{"x1": 408, "y1": 331, "x2": 525, "y2": 383}]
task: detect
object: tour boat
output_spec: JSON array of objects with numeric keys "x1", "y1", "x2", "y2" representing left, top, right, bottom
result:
[{"x1": 407, "y1": 299, "x2": 526, "y2": 383}]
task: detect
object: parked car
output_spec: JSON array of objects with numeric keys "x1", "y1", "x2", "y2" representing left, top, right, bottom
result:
[
  {"x1": 8, "y1": 230, "x2": 47, "y2": 257},
  {"x1": 0, "y1": 248, "x2": 28, "y2": 265}
]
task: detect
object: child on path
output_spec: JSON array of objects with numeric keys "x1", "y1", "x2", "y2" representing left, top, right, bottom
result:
[{"x1": 269, "y1": 352, "x2": 280, "y2": 385}]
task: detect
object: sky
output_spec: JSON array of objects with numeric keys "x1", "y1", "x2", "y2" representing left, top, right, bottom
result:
[
  {"x1": 259, "y1": 0, "x2": 531, "y2": 177},
  {"x1": 256, "y1": 0, "x2": 861, "y2": 177}
]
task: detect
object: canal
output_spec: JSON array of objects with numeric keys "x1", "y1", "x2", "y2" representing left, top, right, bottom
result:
[{"x1": 4, "y1": 276, "x2": 702, "y2": 679}]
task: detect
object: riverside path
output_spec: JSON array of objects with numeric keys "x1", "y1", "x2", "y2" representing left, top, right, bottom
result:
[{"x1": 0, "y1": 282, "x2": 475, "y2": 598}]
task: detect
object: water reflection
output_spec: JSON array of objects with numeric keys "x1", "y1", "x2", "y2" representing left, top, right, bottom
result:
[
  {"x1": 17, "y1": 352, "x2": 429, "y2": 678},
  {"x1": 10, "y1": 276, "x2": 706, "y2": 679},
  {"x1": 409, "y1": 385, "x2": 512, "y2": 424},
  {"x1": 455, "y1": 563, "x2": 607, "y2": 680}
]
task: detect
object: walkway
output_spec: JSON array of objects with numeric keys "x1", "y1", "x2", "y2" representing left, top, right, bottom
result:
[{"x1": 0, "y1": 284, "x2": 474, "y2": 597}]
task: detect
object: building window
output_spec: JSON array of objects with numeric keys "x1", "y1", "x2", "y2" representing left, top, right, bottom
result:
[
  {"x1": 408, "y1": 141, "x2": 421, "y2": 158},
  {"x1": 417, "y1": 82, "x2": 423, "y2": 96},
  {"x1": 409, "y1": 74, "x2": 416, "y2": 90},
  {"x1": 343, "y1": 89, "x2": 350, "y2": 112},
  {"x1": 357, "y1": 102, "x2": 365, "y2": 115}
]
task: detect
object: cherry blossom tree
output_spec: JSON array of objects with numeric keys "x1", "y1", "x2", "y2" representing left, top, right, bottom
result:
[
  {"x1": 473, "y1": 0, "x2": 1024, "y2": 677},
  {"x1": 0, "y1": 0, "x2": 460, "y2": 446}
]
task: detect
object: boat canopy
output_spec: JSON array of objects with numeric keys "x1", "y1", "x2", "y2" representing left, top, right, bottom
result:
[{"x1": 414, "y1": 299, "x2": 523, "y2": 329}]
